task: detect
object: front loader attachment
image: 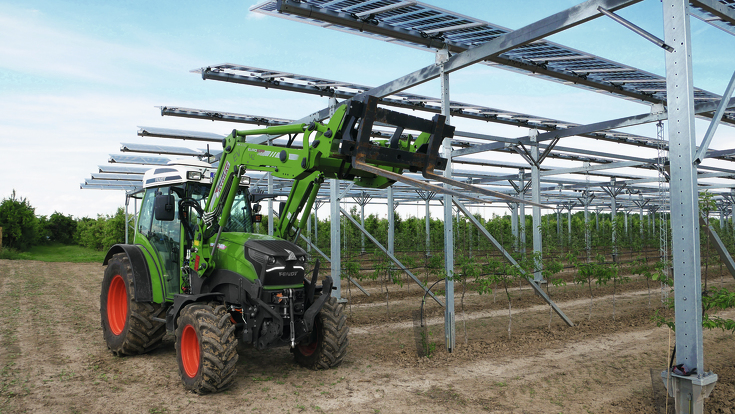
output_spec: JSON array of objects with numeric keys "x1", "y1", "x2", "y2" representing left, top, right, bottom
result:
[{"x1": 340, "y1": 96, "x2": 546, "y2": 207}]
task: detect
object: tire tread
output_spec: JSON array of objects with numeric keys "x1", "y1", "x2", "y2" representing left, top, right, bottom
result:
[
  {"x1": 101, "y1": 253, "x2": 166, "y2": 356},
  {"x1": 175, "y1": 302, "x2": 238, "y2": 394}
]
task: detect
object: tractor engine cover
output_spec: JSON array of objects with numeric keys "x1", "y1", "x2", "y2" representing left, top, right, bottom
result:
[{"x1": 244, "y1": 239, "x2": 307, "y2": 286}]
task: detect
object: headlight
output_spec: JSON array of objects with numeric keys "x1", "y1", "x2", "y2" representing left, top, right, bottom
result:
[
  {"x1": 187, "y1": 171, "x2": 202, "y2": 180},
  {"x1": 267, "y1": 256, "x2": 276, "y2": 265}
]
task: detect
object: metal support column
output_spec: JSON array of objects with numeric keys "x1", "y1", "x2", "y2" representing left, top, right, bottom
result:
[
  {"x1": 601, "y1": 178, "x2": 626, "y2": 262},
  {"x1": 438, "y1": 48, "x2": 455, "y2": 352},
  {"x1": 124, "y1": 194, "x2": 130, "y2": 244},
  {"x1": 510, "y1": 202, "x2": 519, "y2": 251},
  {"x1": 387, "y1": 186, "x2": 395, "y2": 256},
  {"x1": 564, "y1": 202, "x2": 575, "y2": 246},
  {"x1": 556, "y1": 205, "x2": 563, "y2": 245},
  {"x1": 586, "y1": 198, "x2": 592, "y2": 260},
  {"x1": 417, "y1": 190, "x2": 435, "y2": 257},
  {"x1": 577, "y1": 190, "x2": 594, "y2": 262},
  {"x1": 353, "y1": 191, "x2": 373, "y2": 254},
  {"x1": 328, "y1": 97, "x2": 342, "y2": 301},
  {"x1": 661, "y1": 0, "x2": 717, "y2": 409},
  {"x1": 648, "y1": 206, "x2": 659, "y2": 238},
  {"x1": 530, "y1": 130, "x2": 543, "y2": 283},
  {"x1": 426, "y1": 197, "x2": 431, "y2": 256},
  {"x1": 718, "y1": 202, "x2": 725, "y2": 232},
  {"x1": 314, "y1": 200, "x2": 322, "y2": 248},
  {"x1": 611, "y1": 199, "x2": 617, "y2": 262},
  {"x1": 330, "y1": 179, "x2": 342, "y2": 301},
  {"x1": 519, "y1": 170, "x2": 526, "y2": 256},
  {"x1": 633, "y1": 194, "x2": 648, "y2": 239}
]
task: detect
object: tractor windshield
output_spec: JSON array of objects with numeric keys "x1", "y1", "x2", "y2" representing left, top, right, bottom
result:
[{"x1": 188, "y1": 183, "x2": 254, "y2": 233}]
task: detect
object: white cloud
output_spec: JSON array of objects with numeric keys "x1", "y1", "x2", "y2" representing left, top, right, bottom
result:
[{"x1": 0, "y1": 5, "x2": 194, "y2": 88}]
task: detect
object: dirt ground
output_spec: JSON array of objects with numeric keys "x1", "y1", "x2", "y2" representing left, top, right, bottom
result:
[{"x1": 1, "y1": 259, "x2": 734, "y2": 414}]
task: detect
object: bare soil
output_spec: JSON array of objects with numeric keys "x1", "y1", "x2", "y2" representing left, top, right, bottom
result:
[{"x1": 1, "y1": 259, "x2": 733, "y2": 414}]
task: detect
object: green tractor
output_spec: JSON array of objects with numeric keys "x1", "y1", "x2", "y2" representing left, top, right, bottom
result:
[{"x1": 99, "y1": 96, "x2": 475, "y2": 393}]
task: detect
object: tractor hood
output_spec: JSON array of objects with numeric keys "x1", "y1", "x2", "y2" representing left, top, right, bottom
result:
[{"x1": 244, "y1": 239, "x2": 307, "y2": 287}]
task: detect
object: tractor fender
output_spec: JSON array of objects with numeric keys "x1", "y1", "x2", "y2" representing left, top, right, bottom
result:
[
  {"x1": 165, "y1": 292, "x2": 225, "y2": 333},
  {"x1": 190, "y1": 268, "x2": 262, "y2": 301},
  {"x1": 103, "y1": 244, "x2": 153, "y2": 303}
]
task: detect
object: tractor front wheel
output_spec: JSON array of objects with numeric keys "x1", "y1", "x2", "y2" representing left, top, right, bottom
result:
[
  {"x1": 100, "y1": 253, "x2": 166, "y2": 356},
  {"x1": 294, "y1": 296, "x2": 349, "y2": 369},
  {"x1": 175, "y1": 303, "x2": 238, "y2": 394}
]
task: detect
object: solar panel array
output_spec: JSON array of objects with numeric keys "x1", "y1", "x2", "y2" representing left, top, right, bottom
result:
[
  {"x1": 689, "y1": 0, "x2": 735, "y2": 35},
  {"x1": 250, "y1": 0, "x2": 735, "y2": 124},
  {"x1": 84, "y1": 0, "x2": 735, "y2": 208},
  {"x1": 197, "y1": 63, "x2": 667, "y2": 148}
]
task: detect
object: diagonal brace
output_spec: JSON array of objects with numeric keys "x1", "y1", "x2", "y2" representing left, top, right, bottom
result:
[
  {"x1": 453, "y1": 199, "x2": 574, "y2": 327},
  {"x1": 598, "y1": 6, "x2": 673, "y2": 51},
  {"x1": 340, "y1": 207, "x2": 444, "y2": 307},
  {"x1": 537, "y1": 136, "x2": 561, "y2": 165},
  {"x1": 699, "y1": 214, "x2": 735, "y2": 280},
  {"x1": 694, "y1": 69, "x2": 735, "y2": 165}
]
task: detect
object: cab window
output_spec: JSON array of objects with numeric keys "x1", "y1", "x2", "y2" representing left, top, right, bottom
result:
[{"x1": 187, "y1": 184, "x2": 253, "y2": 233}]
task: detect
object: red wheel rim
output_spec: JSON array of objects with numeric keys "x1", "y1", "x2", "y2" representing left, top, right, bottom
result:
[
  {"x1": 107, "y1": 275, "x2": 128, "y2": 335},
  {"x1": 298, "y1": 340, "x2": 318, "y2": 357},
  {"x1": 181, "y1": 325, "x2": 200, "y2": 378}
]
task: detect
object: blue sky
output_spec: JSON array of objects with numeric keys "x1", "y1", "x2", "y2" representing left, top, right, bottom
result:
[{"x1": 1, "y1": 0, "x2": 734, "y2": 219}]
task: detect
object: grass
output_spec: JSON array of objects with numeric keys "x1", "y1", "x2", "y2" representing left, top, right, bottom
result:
[{"x1": 0, "y1": 243, "x2": 105, "y2": 263}]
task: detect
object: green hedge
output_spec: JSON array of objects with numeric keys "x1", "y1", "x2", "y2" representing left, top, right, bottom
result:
[{"x1": 1, "y1": 190, "x2": 126, "y2": 252}]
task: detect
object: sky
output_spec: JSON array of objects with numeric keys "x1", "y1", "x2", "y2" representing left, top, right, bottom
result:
[{"x1": 1, "y1": 0, "x2": 735, "y2": 220}]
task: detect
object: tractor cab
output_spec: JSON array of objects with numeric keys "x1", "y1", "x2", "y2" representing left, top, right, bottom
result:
[{"x1": 135, "y1": 160, "x2": 255, "y2": 300}]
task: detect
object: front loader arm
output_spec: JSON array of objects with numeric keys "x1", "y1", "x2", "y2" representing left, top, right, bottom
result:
[
  {"x1": 191, "y1": 95, "x2": 543, "y2": 277},
  {"x1": 193, "y1": 123, "x2": 311, "y2": 274}
]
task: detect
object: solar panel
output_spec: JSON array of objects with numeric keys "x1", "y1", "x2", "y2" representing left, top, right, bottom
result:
[
  {"x1": 689, "y1": 0, "x2": 735, "y2": 35},
  {"x1": 90, "y1": 173, "x2": 145, "y2": 181},
  {"x1": 137, "y1": 126, "x2": 226, "y2": 142},
  {"x1": 85, "y1": 179, "x2": 143, "y2": 186},
  {"x1": 121, "y1": 143, "x2": 204, "y2": 157},
  {"x1": 98, "y1": 165, "x2": 149, "y2": 174},
  {"x1": 159, "y1": 101, "x2": 428, "y2": 143},
  {"x1": 109, "y1": 154, "x2": 171, "y2": 165},
  {"x1": 251, "y1": 0, "x2": 735, "y2": 125},
  {"x1": 80, "y1": 183, "x2": 141, "y2": 191},
  {"x1": 159, "y1": 106, "x2": 294, "y2": 126}
]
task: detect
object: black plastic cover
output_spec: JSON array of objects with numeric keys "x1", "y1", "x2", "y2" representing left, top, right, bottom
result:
[
  {"x1": 154, "y1": 194, "x2": 175, "y2": 221},
  {"x1": 244, "y1": 239, "x2": 307, "y2": 286}
]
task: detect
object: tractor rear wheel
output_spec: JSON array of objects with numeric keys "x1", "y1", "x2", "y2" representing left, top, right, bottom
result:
[
  {"x1": 100, "y1": 253, "x2": 166, "y2": 356},
  {"x1": 175, "y1": 303, "x2": 238, "y2": 394},
  {"x1": 294, "y1": 296, "x2": 349, "y2": 369}
]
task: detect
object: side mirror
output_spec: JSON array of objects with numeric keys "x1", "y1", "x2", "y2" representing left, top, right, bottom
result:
[{"x1": 154, "y1": 195, "x2": 175, "y2": 221}]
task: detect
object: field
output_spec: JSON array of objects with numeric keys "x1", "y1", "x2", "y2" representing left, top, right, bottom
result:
[{"x1": 1, "y1": 258, "x2": 734, "y2": 414}]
